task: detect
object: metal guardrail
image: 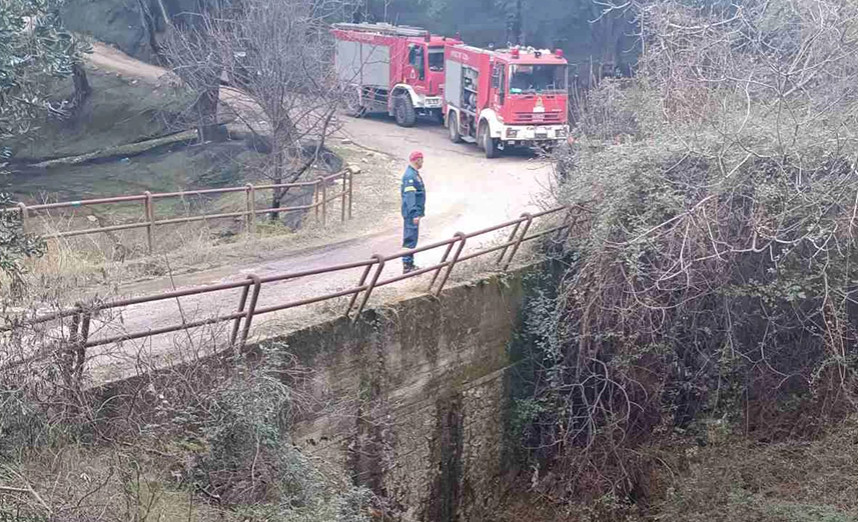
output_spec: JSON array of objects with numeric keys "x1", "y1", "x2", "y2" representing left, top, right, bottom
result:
[
  {"x1": 3, "y1": 167, "x2": 358, "y2": 254},
  {"x1": 3, "y1": 205, "x2": 579, "y2": 371}
]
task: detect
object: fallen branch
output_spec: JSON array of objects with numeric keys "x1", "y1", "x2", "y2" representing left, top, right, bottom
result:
[{"x1": 26, "y1": 130, "x2": 199, "y2": 169}]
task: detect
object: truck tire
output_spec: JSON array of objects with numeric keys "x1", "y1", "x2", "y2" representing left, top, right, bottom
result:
[
  {"x1": 448, "y1": 112, "x2": 462, "y2": 143},
  {"x1": 345, "y1": 87, "x2": 365, "y2": 118},
  {"x1": 394, "y1": 95, "x2": 416, "y2": 127},
  {"x1": 480, "y1": 122, "x2": 499, "y2": 158}
]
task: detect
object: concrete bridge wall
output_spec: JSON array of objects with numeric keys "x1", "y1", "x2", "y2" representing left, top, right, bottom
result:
[{"x1": 278, "y1": 264, "x2": 545, "y2": 521}]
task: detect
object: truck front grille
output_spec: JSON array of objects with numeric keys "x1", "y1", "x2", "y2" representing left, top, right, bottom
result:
[{"x1": 514, "y1": 112, "x2": 563, "y2": 123}]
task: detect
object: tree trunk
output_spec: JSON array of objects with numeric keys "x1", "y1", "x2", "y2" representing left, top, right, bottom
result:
[
  {"x1": 269, "y1": 146, "x2": 284, "y2": 222},
  {"x1": 515, "y1": 0, "x2": 523, "y2": 45},
  {"x1": 62, "y1": 62, "x2": 91, "y2": 118},
  {"x1": 72, "y1": 63, "x2": 91, "y2": 104},
  {"x1": 193, "y1": 81, "x2": 222, "y2": 143},
  {"x1": 137, "y1": 0, "x2": 166, "y2": 64}
]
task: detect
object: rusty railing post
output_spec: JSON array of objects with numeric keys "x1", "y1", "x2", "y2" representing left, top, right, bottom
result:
[
  {"x1": 319, "y1": 176, "x2": 327, "y2": 227},
  {"x1": 433, "y1": 232, "x2": 467, "y2": 297},
  {"x1": 428, "y1": 240, "x2": 456, "y2": 292},
  {"x1": 244, "y1": 183, "x2": 255, "y2": 236},
  {"x1": 231, "y1": 280, "x2": 251, "y2": 346},
  {"x1": 16, "y1": 202, "x2": 28, "y2": 234},
  {"x1": 238, "y1": 274, "x2": 262, "y2": 349},
  {"x1": 143, "y1": 191, "x2": 154, "y2": 254},
  {"x1": 562, "y1": 206, "x2": 578, "y2": 244},
  {"x1": 348, "y1": 167, "x2": 355, "y2": 220},
  {"x1": 313, "y1": 181, "x2": 320, "y2": 222},
  {"x1": 351, "y1": 255, "x2": 385, "y2": 324},
  {"x1": 503, "y1": 212, "x2": 533, "y2": 271},
  {"x1": 345, "y1": 262, "x2": 374, "y2": 317},
  {"x1": 496, "y1": 221, "x2": 522, "y2": 265},
  {"x1": 67, "y1": 307, "x2": 80, "y2": 353},
  {"x1": 63, "y1": 303, "x2": 89, "y2": 386},
  {"x1": 77, "y1": 309, "x2": 91, "y2": 382},
  {"x1": 341, "y1": 170, "x2": 348, "y2": 223}
]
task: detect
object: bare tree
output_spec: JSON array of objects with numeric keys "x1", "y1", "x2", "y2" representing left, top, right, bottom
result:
[{"x1": 163, "y1": 0, "x2": 353, "y2": 219}]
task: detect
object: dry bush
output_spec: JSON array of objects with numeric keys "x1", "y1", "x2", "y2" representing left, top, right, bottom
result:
[
  {"x1": 0, "y1": 289, "x2": 375, "y2": 521},
  {"x1": 515, "y1": 0, "x2": 858, "y2": 511}
]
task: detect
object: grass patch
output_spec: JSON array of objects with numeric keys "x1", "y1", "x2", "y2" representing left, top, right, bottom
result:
[
  {"x1": 654, "y1": 419, "x2": 858, "y2": 522},
  {"x1": 12, "y1": 141, "x2": 399, "y2": 302},
  {"x1": 494, "y1": 418, "x2": 857, "y2": 522}
]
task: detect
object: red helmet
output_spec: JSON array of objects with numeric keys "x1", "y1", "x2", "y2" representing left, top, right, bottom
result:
[{"x1": 409, "y1": 151, "x2": 424, "y2": 162}]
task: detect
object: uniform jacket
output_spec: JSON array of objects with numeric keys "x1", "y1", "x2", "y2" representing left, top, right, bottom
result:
[{"x1": 400, "y1": 165, "x2": 426, "y2": 220}]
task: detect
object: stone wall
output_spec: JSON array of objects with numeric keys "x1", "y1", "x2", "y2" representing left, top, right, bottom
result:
[{"x1": 272, "y1": 267, "x2": 540, "y2": 521}]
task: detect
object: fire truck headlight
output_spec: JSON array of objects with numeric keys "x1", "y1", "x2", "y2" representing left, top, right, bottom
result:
[
  {"x1": 506, "y1": 128, "x2": 518, "y2": 138},
  {"x1": 556, "y1": 127, "x2": 567, "y2": 138}
]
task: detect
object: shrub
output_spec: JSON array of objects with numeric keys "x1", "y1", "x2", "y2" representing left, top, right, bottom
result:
[{"x1": 521, "y1": 0, "x2": 858, "y2": 508}]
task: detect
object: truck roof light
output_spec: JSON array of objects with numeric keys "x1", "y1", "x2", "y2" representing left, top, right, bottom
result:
[
  {"x1": 555, "y1": 48, "x2": 564, "y2": 58},
  {"x1": 511, "y1": 48, "x2": 519, "y2": 58}
]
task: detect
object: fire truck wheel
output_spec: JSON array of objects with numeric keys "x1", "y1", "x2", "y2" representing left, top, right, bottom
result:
[
  {"x1": 480, "y1": 122, "x2": 499, "y2": 158},
  {"x1": 448, "y1": 113, "x2": 462, "y2": 143},
  {"x1": 394, "y1": 96, "x2": 416, "y2": 127},
  {"x1": 345, "y1": 88, "x2": 365, "y2": 118}
]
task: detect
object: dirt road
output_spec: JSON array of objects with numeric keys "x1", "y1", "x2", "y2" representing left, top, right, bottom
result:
[{"x1": 79, "y1": 43, "x2": 556, "y2": 380}]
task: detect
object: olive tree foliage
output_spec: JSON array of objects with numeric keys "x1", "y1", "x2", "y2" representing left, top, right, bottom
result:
[
  {"x1": 0, "y1": 0, "x2": 86, "y2": 293},
  {"x1": 524, "y1": 0, "x2": 857, "y2": 502},
  {"x1": 162, "y1": 0, "x2": 355, "y2": 219}
]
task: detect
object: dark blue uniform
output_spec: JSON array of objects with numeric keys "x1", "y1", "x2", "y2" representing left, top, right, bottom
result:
[{"x1": 400, "y1": 165, "x2": 426, "y2": 269}]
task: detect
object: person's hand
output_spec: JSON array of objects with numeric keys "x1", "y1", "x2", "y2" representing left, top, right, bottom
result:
[{"x1": 413, "y1": 217, "x2": 421, "y2": 225}]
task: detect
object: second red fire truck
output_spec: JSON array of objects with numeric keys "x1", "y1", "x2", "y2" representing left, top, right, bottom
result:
[
  {"x1": 332, "y1": 23, "x2": 462, "y2": 127},
  {"x1": 444, "y1": 44, "x2": 569, "y2": 157},
  {"x1": 332, "y1": 23, "x2": 570, "y2": 157}
]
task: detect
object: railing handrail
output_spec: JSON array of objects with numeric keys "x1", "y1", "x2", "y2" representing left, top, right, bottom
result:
[
  {"x1": 4, "y1": 166, "x2": 359, "y2": 253},
  {"x1": 3, "y1": 166, "x2": 357, "y2": 213},
  {"x1": 3, "y1": 206, "x2": 582, "y2": 363}
]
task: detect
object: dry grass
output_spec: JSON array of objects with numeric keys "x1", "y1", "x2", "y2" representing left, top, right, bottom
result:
[
  {"x1": 13, "y1": 142, "x2": 401, "y2": 305},
  {"x1": 494, "y1": 417, "x2": 857, "y2": 522},
  {"x1": 5, "y1": 445, "x2": 231, "y2": 522},
  {"x1": 650, "y1": 417, "x2": 858, "y2": 522}
]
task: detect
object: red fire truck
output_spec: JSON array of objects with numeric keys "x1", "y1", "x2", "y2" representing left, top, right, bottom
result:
[
  {"x1": 332, "y1": 23, "x2": 462, "y2": 127},
  {"x1": 443, "y1": 45, "x2": 569, "y2": 157}
]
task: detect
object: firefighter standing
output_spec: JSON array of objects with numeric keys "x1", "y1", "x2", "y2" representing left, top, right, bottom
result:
[{"x1": 401, "y1": 151, "x2": 426, "y2": 273}]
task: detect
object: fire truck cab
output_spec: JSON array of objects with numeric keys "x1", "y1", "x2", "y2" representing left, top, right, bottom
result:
[
  {"x1": 444, "y1": 45, "x2": 569, "y2": 157},
  {"x1": 332, "y1": 23, "x2": 462, "y2": 127}
]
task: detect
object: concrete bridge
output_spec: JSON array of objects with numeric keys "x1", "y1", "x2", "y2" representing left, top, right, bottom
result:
[{"x1": 91, "y1": 260, "x2": 558, "y2": 521}]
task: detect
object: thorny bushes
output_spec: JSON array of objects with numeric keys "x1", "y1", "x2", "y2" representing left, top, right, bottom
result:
[{"x1": 517, "y1": 0, "x2": 858, "y2": 512}]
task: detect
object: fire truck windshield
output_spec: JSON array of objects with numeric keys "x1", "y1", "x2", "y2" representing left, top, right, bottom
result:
[
  {"x1": 428, "y1": 47, "x2": 444, "y2": 71},
  {"x1": 509, "y1": 64, "x2": 567, "y2": 94}
]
